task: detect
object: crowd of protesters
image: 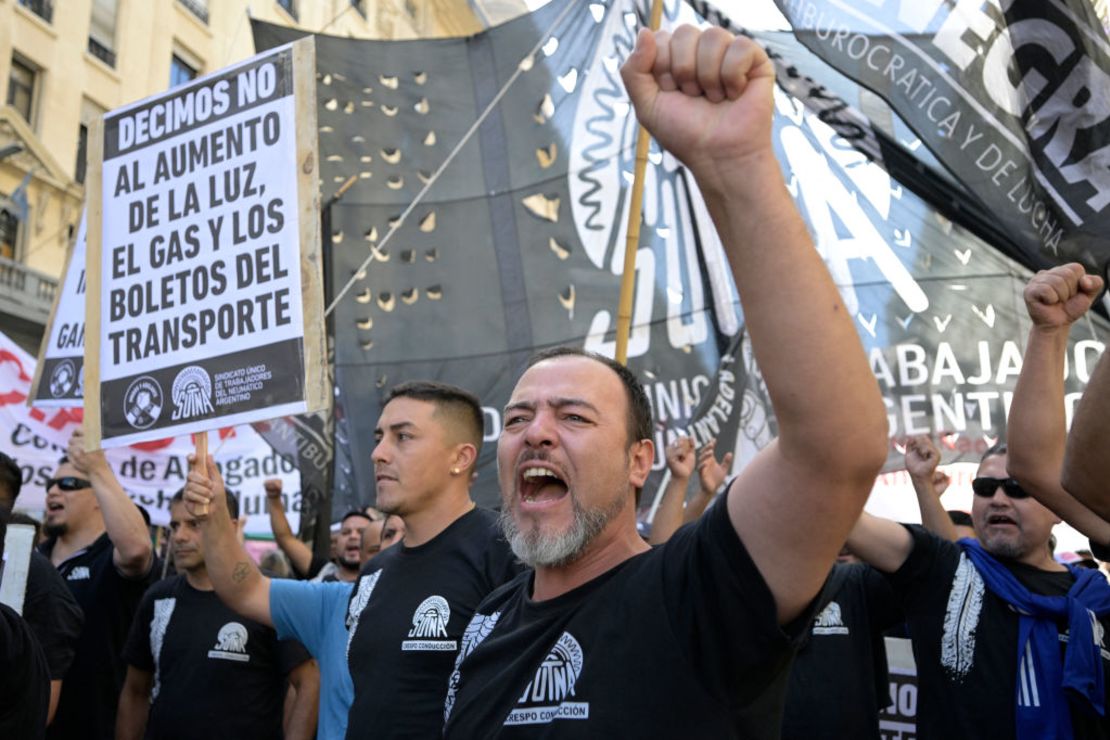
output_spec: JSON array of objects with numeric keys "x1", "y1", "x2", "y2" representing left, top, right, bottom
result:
[{"x1": 2, "y1": 26, "x2": 1110, "y2": 740}]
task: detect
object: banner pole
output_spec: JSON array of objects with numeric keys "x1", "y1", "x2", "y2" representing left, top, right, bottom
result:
[{"x1": 614, "y1": 0, "x2": 664, "y2": 366}]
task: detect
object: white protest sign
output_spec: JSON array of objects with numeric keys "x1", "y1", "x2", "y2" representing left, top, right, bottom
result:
[
  {"x1": 28, "y1": 212, "x2": 88, "y2": 407},
  {"x1": 85, "y1": 38, "x2": 325, "y2": 448},
  {"x1": 1, "y1": 328, "x2": 302, "y2": 535}
]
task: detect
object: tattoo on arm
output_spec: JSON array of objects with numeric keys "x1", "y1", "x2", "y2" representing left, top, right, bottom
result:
[{"x1": 232, "y1": 561, "x2": 250, "y2": 584}]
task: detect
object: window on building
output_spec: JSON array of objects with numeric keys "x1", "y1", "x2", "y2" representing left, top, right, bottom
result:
[
  {"x1": 176, "y1": 0, "x2": 209, "y2": 24},
  {"x1": 17, "y1": 0, "x2": 53, "y2": 24},
  {"x1": 7, "y1": 57, "x2": 36, "y2": 125},
  {"x1": 75, "y1": 99, "x2": 106, "y2": 185},
  {"x1": 170, "y1": 54, "x2": 198, "y2": 89},
  {"x1": 88, "y1": 0, "x2": 118, "y2": 67},
  {"x1": 276, "y1": 0, "x2": 298, "y2": 21},
  {"x1": 0, "y1": 208, "x2": 18, "y2": 260}
]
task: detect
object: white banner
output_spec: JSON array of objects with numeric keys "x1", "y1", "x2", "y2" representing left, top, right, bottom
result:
[{"x1": 29, "y1": 212, "x2": 88, "y2": 407}]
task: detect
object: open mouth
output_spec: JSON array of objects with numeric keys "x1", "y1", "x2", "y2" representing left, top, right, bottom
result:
[
  {"x1": 987, "y1": 514, "x2": 1017, "y2": 526},
  {"x1": 519, "y1": 466, "x2": 569, "y2": 506},
  {"x1": 46, "y1": 502, "x2": 64, "y2": 515}
]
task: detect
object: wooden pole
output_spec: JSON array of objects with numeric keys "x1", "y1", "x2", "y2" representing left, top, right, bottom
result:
[
  {"x1": 614, "y1": 0, "x2": 664, "y2": 366},
  {"x1": 194, "y1": 432, "x2": 208, "y2": 516}
]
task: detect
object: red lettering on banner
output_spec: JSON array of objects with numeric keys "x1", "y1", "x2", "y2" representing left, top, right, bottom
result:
[
  {"x1": 131, "y1": 438, "x2": 175, "y2": 451},
  {"x1": 0, "y1": 349, "x2": 32, "y2": 382}
]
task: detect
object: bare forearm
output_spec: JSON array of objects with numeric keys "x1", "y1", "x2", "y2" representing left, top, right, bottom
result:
[
  {"x1": 284, "y1": 664, "x2": 320, "y2": 740},
  {"x1": 201, "y1": 512, "x2": 272, "y2": 625},
  {"x1": 1009, "y1": 327, "x2": 1068, "y2": 484},
  {"x1": 1009, "y1": 328, "x2": 1110, "y2": 542},
  {"x1": 847, "y1": 512, "x2": 913, "y2": 574},
  {"x1": 682, "y1": 490, "x2": 714, "y2": 524},
  {"x1": 911, "y1": 477, "x2": 959, "y2": 542},
  {"x1": 48, "y1": 680, "x2": 61, "y2": 725},
  {"x1": 87, "y1": 464, "x2": 152, "y2": 574},
  {"x1": 269, "y1": 500, "x2": 312, "y2": 575},
  {"x1": 697, "y1": 157, "x2": 886, "y2": 478},
  {"x1": 649, "y1": 475, "x2": 689, "y2": 545},
  {"x1": 1063, "y1": 350, "x2": 1110, "y2": 521},
  {"x1": 115, "y1": 683, "x2": 149, "y2": 740}
]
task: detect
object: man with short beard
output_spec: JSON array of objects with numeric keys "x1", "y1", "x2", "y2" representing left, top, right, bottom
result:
[
  {"x1": 183, "y1": 381, "x2": 522, "y2": 739},
  {"x1": 442, "y1": 26, "x2": 889, "y2": 737},
  {"x1": 847, "y1": 445, "x2": 1110, "y2": 739},
  {"x1": 265, "y1": 477, "x2": 372, "y2": 582},
  {"x1": 38, "y1": 431, "x2": 154, "y2": 740}
]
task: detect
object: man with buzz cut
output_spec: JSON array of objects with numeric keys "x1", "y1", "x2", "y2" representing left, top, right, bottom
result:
[
  {"x1": 183, "y1": 380, "x2": 523, "y2": 739},
  {"x1": 116, "y1": 489, "x2": 319, "y2": 740},
  {"x1": 441, "y1": 25, "x2": 889, "y2": 738}
]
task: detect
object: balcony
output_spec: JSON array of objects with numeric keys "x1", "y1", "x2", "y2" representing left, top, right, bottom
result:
[
  {"x1": 17, "y1": 0, "x2": 53, "y2": 24},
  {"x1": 176, "y1": 0, "x2": 209, "y2": 24},
  {"x1": 0, "y1": 256, "x2": 57, "y2": 326},
  {"x1": 87, "y1": 37, "x2": 117, "y2": 68}
]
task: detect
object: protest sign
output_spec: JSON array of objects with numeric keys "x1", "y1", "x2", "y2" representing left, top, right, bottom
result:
[
  {"x1": 84, "y1": 38, "x2": 325, "y2": 448},
  {"x1": 27, "y1": 211, "x2": 88, "y2": 407},
  {"x1": 1, "y1": 328, "x2": 302, "y2": 535}
]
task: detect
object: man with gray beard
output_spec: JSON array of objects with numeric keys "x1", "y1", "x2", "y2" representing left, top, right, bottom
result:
[{"x1": 442, "y1": 25, "x2": 889, "y2": 738}]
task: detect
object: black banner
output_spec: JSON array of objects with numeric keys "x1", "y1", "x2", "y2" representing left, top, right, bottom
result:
[
  {"x1": 772, "y1": 0, "x2": 1110, "y2": 278},
  {"x1": 103, "y1": 50, "x2": 294, "y2": 160},
  {"x1": 255, "y1": 0, "x2": 1109, "y2": 518},
  {"x1": 100, "y1": 338, "x2": 306, "y2": 440}
]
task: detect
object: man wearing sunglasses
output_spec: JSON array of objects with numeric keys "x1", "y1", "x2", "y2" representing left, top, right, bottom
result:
[
  {"x1": 38, "y1": 431, "x2": 155, "y2": 740},
  {"x1": 848, "y1": 444, "x2": 1110, "y2": 739}
]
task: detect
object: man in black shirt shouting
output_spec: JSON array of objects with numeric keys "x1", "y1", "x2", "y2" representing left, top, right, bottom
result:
[
  {"x1": 442, "y1": 26, "x2": 889, "y2": 738},
  {"x1": 38, "y1": 431, "x2": 154, "y2": 740}
]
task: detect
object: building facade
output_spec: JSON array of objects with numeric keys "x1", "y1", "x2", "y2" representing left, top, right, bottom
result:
[{"x1": 0, "y1": 0, "x2": 526, "y2": 353}]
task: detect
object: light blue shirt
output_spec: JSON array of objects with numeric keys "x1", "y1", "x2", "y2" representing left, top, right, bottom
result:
[{"x1": 270, "y1": 579, "x2": 353, "y2": 740}]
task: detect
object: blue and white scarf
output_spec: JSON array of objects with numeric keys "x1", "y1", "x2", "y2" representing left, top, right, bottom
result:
[{"x1": 960, "y1": 539, "x2": 1110, "y2": 739}]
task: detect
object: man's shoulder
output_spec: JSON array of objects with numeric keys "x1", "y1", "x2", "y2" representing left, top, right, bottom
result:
[
  {"x1": 142, "y1": 574, "x2": 182, "y2": 599},
  {"x1": 475, "y1": 569, "x2": 533, "y2": 613}
]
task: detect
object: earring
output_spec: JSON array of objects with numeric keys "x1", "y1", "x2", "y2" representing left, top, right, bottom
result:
[{"x1": 451, "y1": 467, "x2": 460, "y2": 475}]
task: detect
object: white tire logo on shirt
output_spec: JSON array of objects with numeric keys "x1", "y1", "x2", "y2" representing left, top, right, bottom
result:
[
  {"x1": 402, "y1": 595, "x2": 457, "y2": 652},
  {"x1": 208, "y1": 622, "x2": 251, "y2": 662},
  {"x1": 505, "y1": 631, "x2": 590, "y2": 725}
]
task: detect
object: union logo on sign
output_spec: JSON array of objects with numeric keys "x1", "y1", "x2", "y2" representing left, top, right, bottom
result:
[{"x1": 123, "y1": 376, "x2": 163, "y2": 430}]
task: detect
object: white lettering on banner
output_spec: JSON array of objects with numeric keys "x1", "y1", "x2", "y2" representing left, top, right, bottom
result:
[
  {"x1": 780, "y1": 0, "x2": 1110, "y2": 252},
  {"x1": 115, "y1": 62, "x2": 278, "y2": 153},
  {"x1": 569, "y1": 0, "x2": 724, "y2": 361}
]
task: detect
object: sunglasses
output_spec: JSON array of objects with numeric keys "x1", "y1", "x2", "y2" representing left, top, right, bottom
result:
[
  {"x1": 46, "y1": 476, "x2": 92, "y2": 492},
  {"x1": 971, "y1": 477, "x2": 1030, "y2": 500}
]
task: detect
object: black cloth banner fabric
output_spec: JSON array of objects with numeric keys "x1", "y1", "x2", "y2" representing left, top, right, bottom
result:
[
  {"x1": 254, "y1": 0, "x2": 1108, "y2": 518},
  {"x1": 771, "y1": 0, "x2": 1110, "y2": 278}
]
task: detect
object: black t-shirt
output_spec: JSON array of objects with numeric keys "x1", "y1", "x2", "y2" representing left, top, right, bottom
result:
[
  {"x1": 123, "y1": 575, "x2": 311, "y2": 740},
  {"x1": 0, "y1": 602, "x2": 49, "y2": 740},
  {"x1": 23, "y1": 550, "x2": 85, "y2": 679},
  {"x1": 887, "y1": 526, "x2": 1110, "y2": 739},
  {"x1": 344, "y1": 507, "x2": 522, "y2": 739},
  {"x1": 39, "y1": 533, "x2": 155, "y2": 740},
  {"x1": 442, "y1": 492, "x2": 810, "y2": 739},
  {"x1": 782, "y1": 563, "x2": 902, "y2": 740}
]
